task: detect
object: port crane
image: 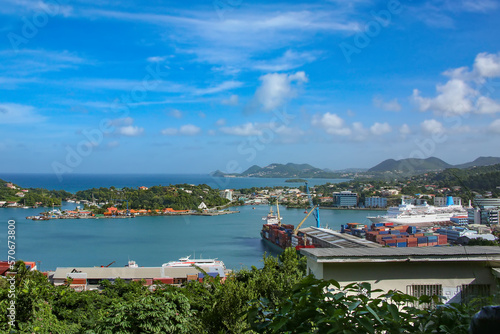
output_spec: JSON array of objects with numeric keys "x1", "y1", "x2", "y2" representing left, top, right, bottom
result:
[
  {"x1": 305, "y1": 181, "x2": 320, "y2": 228},
  {"x1": 292, "y1": 182, "x2": 321, "y2": 236}
]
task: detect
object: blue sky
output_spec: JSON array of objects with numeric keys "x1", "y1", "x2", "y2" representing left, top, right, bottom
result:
[{"x1": 1, "y1": 0, "x2": 500, "y2": 175}]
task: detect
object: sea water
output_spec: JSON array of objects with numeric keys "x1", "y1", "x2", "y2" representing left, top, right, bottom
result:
[
  {"x1": 0, "y1": 173, "x2": 349, "y2": 193},
  {"x1": 0, "y1": 174, "x2": 378, "y2": 270}
]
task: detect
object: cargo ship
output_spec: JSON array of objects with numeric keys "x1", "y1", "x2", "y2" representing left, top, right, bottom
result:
[{"x1": 260, "y1": 203, "x2": 316, "y2": 250}]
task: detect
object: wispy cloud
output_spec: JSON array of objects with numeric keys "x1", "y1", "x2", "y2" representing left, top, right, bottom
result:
[
  {"x1": 161, "y1": 124, "x2": 201, "y2": 136},
  {"x1": 0, "y1": 103, "x2": 46, "y2": 124},
  {"x1": 373, "y1": 96, "x2": 401, "y2": 112},
  {"x1": 0, "y1": 49, "x2": 88, "y2": 76}
]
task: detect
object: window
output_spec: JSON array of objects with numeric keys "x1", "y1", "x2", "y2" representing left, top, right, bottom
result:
[
  {"x1": 407, "y1": 284, "x2": 443, "y2": 307},
  {"x1": 461, "y1": 284, "x2": 490, "y2": 304}
]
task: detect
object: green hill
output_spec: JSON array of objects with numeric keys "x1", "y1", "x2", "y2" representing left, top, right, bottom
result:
[{"x1": 368, "y1": 157, "x2": 451, "y2": 173}]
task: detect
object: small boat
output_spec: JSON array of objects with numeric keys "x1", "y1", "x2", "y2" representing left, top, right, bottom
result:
[{"x1": 162, "y1": 256, "x2": 226, "y2": 270}]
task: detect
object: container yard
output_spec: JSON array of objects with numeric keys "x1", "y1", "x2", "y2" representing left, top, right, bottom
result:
[{"x1": 341, "y1": 222, "x2": 448, "y2": 247}]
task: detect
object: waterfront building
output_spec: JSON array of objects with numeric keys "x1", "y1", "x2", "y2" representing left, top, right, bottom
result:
[
  {"x1": 474, "y1": 197, "x2": 500, "y2": 208},
  {"x1": 51, "y1": 260, "x2": 227, "y2": 291},
  {"x1": 300, "y1": 246, "x2": 500, "y2": 304},
  {"x1": 365, "y1": 196, "x2": 387, "y2": 208},
  {"x1": 468, "y1": 207, "x2": 500, "y2": 225},
  {"x1": 434, "y1": 196, "x2": 462, "y2": 206},
  {"x1": 222, "y1": 189, "x2": 233, "y2": 201},
  {"x1": 450, "y1": 216, "x2": 468, "y2": 225},
  {"x1": 381, "y1": 189, "x2": 399, "y2": 196},
  {"x1": 332, "y1": 191, "x2": 358, "y2": 207},
  {"x1": 467, "y1": 197, "x2": 500, "y2": 225}
]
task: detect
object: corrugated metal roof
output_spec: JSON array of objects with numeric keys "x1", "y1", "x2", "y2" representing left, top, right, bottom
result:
[
  {"x1": 299, "y1": 227, "x2": 382, "y2": 248},
  {"x1": 52, "y1": 266, "x2": 202, "y2": 280},
  {"x1": 300, "y1": 246, "x2": 500, "y2": 263}
]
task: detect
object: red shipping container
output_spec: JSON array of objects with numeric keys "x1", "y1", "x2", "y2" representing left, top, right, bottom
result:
[{"x1": 417, "y1": 243, "x2": 428, "y2": 247}]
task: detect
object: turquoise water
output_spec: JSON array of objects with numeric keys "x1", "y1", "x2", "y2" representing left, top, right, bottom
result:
[{"x1": 0, "y1": 203, "x2": 379, "y2": 271}]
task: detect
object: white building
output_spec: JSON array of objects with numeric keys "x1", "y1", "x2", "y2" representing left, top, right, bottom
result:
[
  {"x1": 365, "y1": 197, "x2": 387, "y2": 208},
  {"x1": 300, "y1": 246, "x2": 500, "y2": 304}
]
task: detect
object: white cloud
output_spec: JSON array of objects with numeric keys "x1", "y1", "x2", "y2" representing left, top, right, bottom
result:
[
  {"x1": 312, "y1": 112, "x2": 351, "y2": 136},
  {"x1": 109, "y1": 117, "x2": 143, "y2": 136},
  {"x1": 78, "y1": 6, "x2": 360, "y2": 69},
  {"x1": 400, "y1": 124, "x2": 411, "y2": 135},
  {"x1": 161, "y1": 128, "x2": 178, "y2": 136},
  {"x1": 252, "y1": 71, "x2": 308, "y2": 111},
  {"x1": 370, "y1": 122, "x2": 391, "y2": 135},
  {"x1": 412, "y1": 79, "x2": 475, "y2": 116},
  {"x1": 476, "y1": 96, "x2": 500, "y2": 114},
  {"x1": 253, "y1": 50, "x2": 320, "y2": 72},
  {"x1": 216, "y1": 118, "x2": 226, "y2": 126},
  {"x1": 179, "y1": 124, "x2": 201, "y2": 135},
  {"x1": 0, "y1": 103, "x2": 46, "y2": 124},
  {"x1": 411, "y1": 52, "x2": 500, "y2": 117},
  {"x1": 194, "y1": 80, "x2": 243, "y2": 95},
  {"x1": 351, "y1": 122, "x2": 367, "y2": 141},
  {"x1": 118, "y1": 125, "x2": 143, "y2": 136},
  {"x1": 170, "y1": 109, "x2": 183, "y2": 118},
  {"x1": 161, "y1": 124, "x2": 201, "y2": 136},
  {"x1": 473, "y1": 52, "x2": 500, "y2": 78},
  {"x1": 198, "y1": 112, "x2": 206, "y2": 118},
  {"x1": 0, "y1": 49, "x2": 87, "y2": 76},
  {"x1": 221, "y1": 94, "x2": 239, "y2": 106},
  {"x1": 0, "y1": 103, "x2": 45, "y2": 124},
  {"x1": 421, "y1": 119, "x2": 445, "y2": 134},
  {"x1": 489, "y1": 119, "x2": 500, "y2": 134},
  {"x1": 147, "y1": 56, "x2": 168, "y2": 63},
  {"x1": 220, "y1": 123, "x2": 262, "y2": 136},
  {"x1": 373, "y1": 96, "x2": 401, "y2": 112}
]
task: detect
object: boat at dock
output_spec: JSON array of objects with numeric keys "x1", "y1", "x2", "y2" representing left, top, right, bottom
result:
[
  {"x1": 162, "y1": 256, "x2": 226, "y2": 270},
  {"x1": 260, "y1": 203, "x2": 317, "y2": 250},
  {"x1": 367, "y1": 197, "x2": 467, "y2": 226}
]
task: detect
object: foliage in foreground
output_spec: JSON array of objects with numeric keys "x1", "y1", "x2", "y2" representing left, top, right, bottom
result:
[{"x1": 0, "y1": 249, "x2": 496, "y2": 333}]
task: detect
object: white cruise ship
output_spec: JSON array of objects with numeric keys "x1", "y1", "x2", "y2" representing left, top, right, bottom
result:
[{"x1": 367, "y1": 198, "x2": 467, "y2": 225}]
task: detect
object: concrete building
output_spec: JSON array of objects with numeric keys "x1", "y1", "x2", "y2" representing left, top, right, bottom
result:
[
  {"x1": 365, "y1": 196, "x2": 387, "y2": 208},
  {"x1": 332, "y1": 191, "x2": 358, "y2": 207},
  {"x1": 474, "y1": 198, "x2": 500, "y2": 209},
  {"x1": 52, "y1": 264, "x2": 226, "y2": 291},
  {"x1": 468, "y1": 208, "x2": 499, "y2": 225},
  {"x1": 222, "y1": 189, "x2": 233, "y2": 201},
  {"x1": 300, "y1": 246, "x2": 500, "y2": 304}
]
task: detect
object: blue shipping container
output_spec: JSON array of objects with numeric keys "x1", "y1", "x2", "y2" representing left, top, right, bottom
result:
[
  {"x1": 380, "y1": 231, "x2": 389, "y2": 235},
  {"x1": 397, "y1": 242, "x2": 407, "y2": 247},
  {"x1": 417, "y1": 237, "x2": 428, "y2": 243}
]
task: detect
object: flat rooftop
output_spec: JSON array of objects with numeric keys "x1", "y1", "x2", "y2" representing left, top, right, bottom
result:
[
  {"x1": 299, "y1": 227, "x2": 382, "y2": 248},
  {"x1": 300, "y1": 246, "x2": 500, "y2": 263},
  {"x1": 52, "y1": 266, "x2": 205, "y2": 280}
]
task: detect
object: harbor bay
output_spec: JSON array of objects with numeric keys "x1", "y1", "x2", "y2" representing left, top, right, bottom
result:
[{"x1": 0, "y1": 201, "x2": 379, "y2": 271}]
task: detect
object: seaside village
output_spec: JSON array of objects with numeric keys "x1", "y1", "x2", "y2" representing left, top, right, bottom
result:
[{"x1": 3, "y1": 182, "x2": 500, "y2": 306}]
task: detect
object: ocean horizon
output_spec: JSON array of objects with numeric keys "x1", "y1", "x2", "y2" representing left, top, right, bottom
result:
[{"x1": 0, "y1": 173, "x2": 349, "y2": 193}]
